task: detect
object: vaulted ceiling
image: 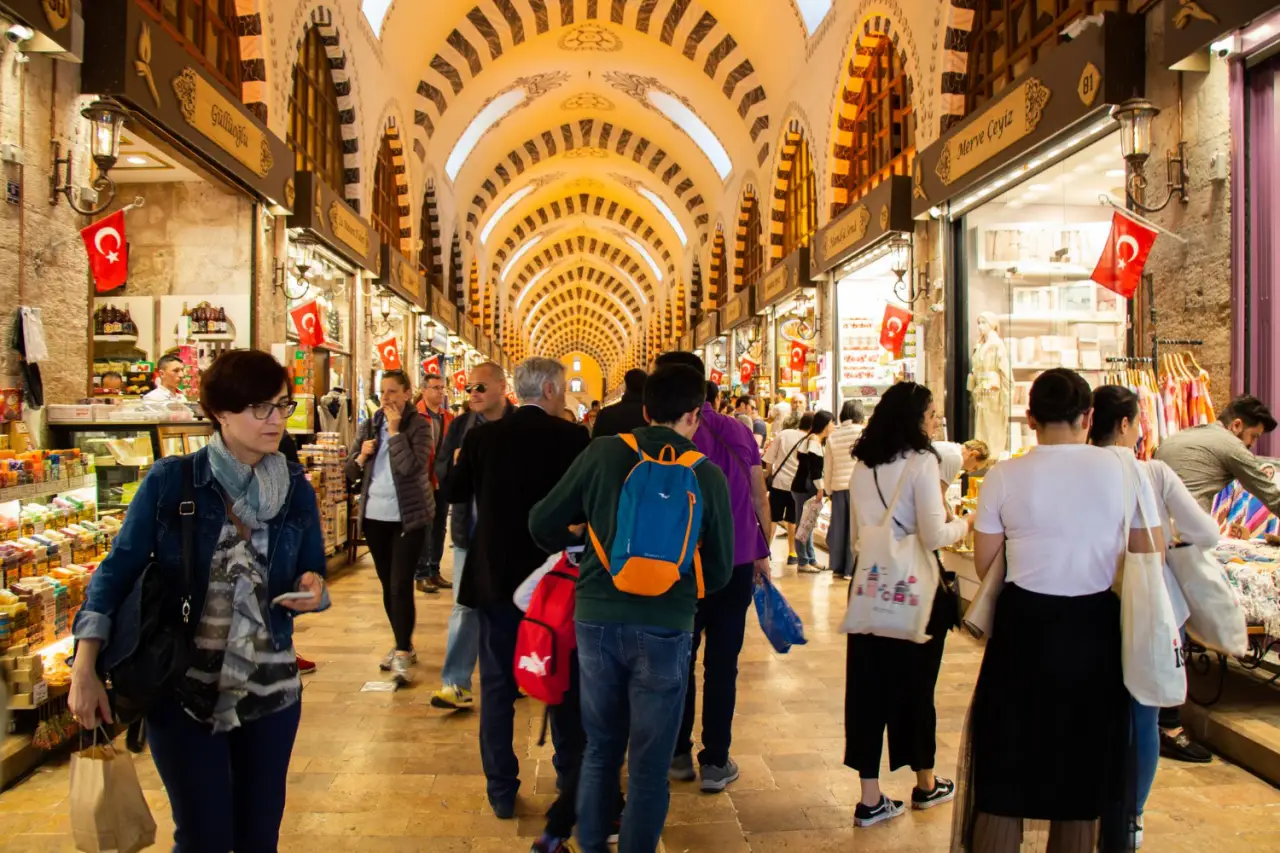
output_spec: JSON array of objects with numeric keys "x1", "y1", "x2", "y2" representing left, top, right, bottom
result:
[{"x1": 375, "y1": 0, "x2": 816, "y2": 379}]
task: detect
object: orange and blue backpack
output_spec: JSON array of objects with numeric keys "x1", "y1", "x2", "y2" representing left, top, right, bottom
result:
[{"x1": 588, "y1": 433, "x2": 706, "y2": 598}]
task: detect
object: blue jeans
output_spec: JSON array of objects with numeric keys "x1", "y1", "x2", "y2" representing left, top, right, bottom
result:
[
  {"x1": 146, "y1": 698, "x2": 301, "y2": 853},
  {"x1": 1133, "y1": 699, "x2": 1160, "y2": 818},
  {"x1": 440, "y1": 545, "x2": 478, "y2": 690},
  {"x1": 575, "y1": 621, "x2": 692, "y2": 853}
]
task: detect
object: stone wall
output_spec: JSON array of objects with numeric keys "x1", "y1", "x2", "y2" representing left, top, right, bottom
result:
[{"x1": 1140, "y1": 9, "x2": 1234, "y2": 393}]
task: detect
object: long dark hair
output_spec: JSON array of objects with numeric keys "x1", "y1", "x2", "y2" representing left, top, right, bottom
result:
[
  {"x1": 809, "y1": 410, "x2": 834, "y2": 441},
  {"x1": 852, "y1": 382, "x2": 938, "y2": 467},
  {"x1": 1088, "y1": 385, "x2": 1139, "y2": 446}
]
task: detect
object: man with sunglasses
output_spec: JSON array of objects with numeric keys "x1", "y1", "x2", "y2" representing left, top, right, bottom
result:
[
  {"x1": 416, "y1": 375, "x2": 455, "y2": 594},
  {"x1": 430, "y1": 362, "x2": 514, "y2": 710}
]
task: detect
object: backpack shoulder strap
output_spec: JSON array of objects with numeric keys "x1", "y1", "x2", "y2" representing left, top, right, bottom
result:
[
  {"x1": 618, "y1": 433, "x2": 640, "y2": 454},
  {"x1": 675, "y1": 450, "x2": 704, "y2": 468}
]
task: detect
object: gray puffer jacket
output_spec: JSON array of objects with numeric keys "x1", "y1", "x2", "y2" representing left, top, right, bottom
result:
[{"x1": 345, "y1": 404, "x2": 435, "y2": 533}]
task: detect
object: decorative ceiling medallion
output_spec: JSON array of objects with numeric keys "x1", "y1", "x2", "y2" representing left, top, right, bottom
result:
[
  {"x1": 514, "y1": 71, "x2": 572, "y2": 99},
  {"x1": 559, "y1": 24, "x2": 623, "y2": 52},
  {"x1": 562, "y1": 93, "x2": 615, "y2": 111},
  {"x1": 565, "y1": 147, "x2": 609, "y2": 160}
]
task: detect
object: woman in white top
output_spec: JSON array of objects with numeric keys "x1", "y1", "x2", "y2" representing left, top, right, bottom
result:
[
  {"x1": 824, "y1": 401, "x2": 866, "y2": 579},
  {"x1": 793, "y1": 411, "x2": 834, "y2": 572},
  {"x1": 844, "y1": 383, "x2": 969, "y2": 828},
  {"x1": 764, "y1": 412, "x2": 812, "y2": 566},
  {"x1": 1088, "y1": 384, "x2": 1219, "y2": 843},
  {"x1": 954, "y1": 369, "x2": 1163, "y2": 853}
]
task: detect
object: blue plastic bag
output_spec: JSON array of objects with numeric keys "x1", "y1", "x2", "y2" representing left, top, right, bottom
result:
[{"x1": 753, "y1": 575, "x2": 807, "y2": 654}]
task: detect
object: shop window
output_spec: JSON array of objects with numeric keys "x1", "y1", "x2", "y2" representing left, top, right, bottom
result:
[
  {"x1": 836, "y1": 35, "x2": 915, "y2": 210},
  {"x1": 781, "y1": 135, "x2": 817, "y2": 256},
  {"x1": 965, "y1": 1, "x2": 1112, "y2": 114},
  {"x1": 288, "y1": 26, "x2": 346, "y2": 193},
  {"x1": 737, "y1": 194, "x2": 765, "y2": 291},
  {"x1": 570, "y1": 377, "x2": 584, "y2": 393},
  {"x1": 371, "y1": 134, "x2": 401, "y2": 251},
  {"x1": 136, "y1": 0, "x2": 241, "y2": 97}
]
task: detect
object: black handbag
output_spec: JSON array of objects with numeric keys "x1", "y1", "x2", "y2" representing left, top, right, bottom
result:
[{"x1": 99, "y1": 456, "x2": 197, "y2": 748}]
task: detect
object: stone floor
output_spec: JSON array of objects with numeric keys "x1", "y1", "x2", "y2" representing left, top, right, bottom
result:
[{"x1": 4, "y1": 542, "x2": 1280, "y2": 851}]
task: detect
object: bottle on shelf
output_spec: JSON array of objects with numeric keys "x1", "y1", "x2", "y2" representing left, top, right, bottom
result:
[
  {"x1": 93, "y1": 307, "x2": 104, "y2": 336},
  {"x1": 122, "y1": 307, "x2": 136, "y2": 336},
  {"x1": 216, "y1": 307, "x2": 228, "y2": 334}
]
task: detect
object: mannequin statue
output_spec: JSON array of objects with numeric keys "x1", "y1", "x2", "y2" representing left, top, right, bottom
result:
[{"x1": 968, "y1": 311, "x2": 1011, "y2": 458}]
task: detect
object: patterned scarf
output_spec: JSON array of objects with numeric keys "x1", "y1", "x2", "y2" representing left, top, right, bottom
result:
[{"x1": 207, "y1": 432, "x2": 290, "y2": 529}]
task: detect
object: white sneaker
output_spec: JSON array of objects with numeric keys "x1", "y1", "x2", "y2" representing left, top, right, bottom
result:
[
  {"x1": 854, "y1": 795, "x2": 906, "y2": 828},
  {"x1": 390, "y1": 651, "x2": 416, "y2": 685},
  {"x1": 381, "y1": 649, "x2": 416, "y2": 671}
]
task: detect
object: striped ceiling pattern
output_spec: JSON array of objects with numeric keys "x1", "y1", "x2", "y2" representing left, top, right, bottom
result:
[
  {"x1": 515, "y1": 264, "x2": 643, "y2": 326},
  {"x1": 506, "y1": 234, "x2": 658, "y2": 305}
]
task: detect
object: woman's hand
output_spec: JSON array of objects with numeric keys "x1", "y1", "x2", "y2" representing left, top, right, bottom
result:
[
  {"x1": 359, "y1": 439, "x2": 377, "y2": 464},
  {"x1": 281, "y1": 572, "x2": 326, "y2": 612},
  {"x1": 383, "y1": 404, "x2": 402, "y2": 436},
  {"x1": 69, "y1": 649, "x2": 113, "y2": 728}
]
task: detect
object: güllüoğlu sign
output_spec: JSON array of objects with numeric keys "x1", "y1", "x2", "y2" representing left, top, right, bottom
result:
[
  {"x1": 935, "y1": 77, "x2": 1051, "y2": 186},
  {"x1": 172, "y1": 68, "x2": 275, "y2": 178}
]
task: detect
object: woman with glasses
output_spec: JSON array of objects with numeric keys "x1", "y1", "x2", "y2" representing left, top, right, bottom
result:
[
  {"x1": 69, "y1": 349, "x2": 330, "y2": 853},
  {"x1": 346, "y1": 369, "x2": 435, "y2": 684}
]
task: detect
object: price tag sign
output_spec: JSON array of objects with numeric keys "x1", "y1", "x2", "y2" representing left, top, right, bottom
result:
[{"x1": 32, "y1": 680, "x2": 48, "y2": 705}]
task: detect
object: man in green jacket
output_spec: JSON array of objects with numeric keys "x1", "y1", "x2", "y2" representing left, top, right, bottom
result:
[{"x1": 529, "y1": 364, "x2": 734, "y2": 853}]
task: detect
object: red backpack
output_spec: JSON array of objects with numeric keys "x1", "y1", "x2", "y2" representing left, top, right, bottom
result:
[{"x1": 514, "y1": 555, "x2": 579, "y2": 705}]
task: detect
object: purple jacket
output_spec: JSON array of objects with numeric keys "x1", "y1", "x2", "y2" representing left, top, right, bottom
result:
[{"x1": 694, "y1": 403, "x2": 770, "y2": 566}]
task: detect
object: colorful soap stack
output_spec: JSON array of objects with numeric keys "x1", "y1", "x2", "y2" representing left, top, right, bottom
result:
[{"x1": 299, "y1": 433, "x2": 348, "y2": 556}]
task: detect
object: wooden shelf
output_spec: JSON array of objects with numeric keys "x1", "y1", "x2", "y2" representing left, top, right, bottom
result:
[
  {"x1": 93, "y1": 334, "x2": 139, "y2": 343},
  {"x1": 188, "y1": 332, "x2": 235, "y2": 342}
]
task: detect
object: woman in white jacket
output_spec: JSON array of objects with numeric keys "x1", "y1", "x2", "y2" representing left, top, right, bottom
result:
[
  {"x1": 824, "y1": 400, "x2": 865, "y2": 579},
  {"x1": 1088, "y1": 384, "x2": 1220, "y2": 846}
]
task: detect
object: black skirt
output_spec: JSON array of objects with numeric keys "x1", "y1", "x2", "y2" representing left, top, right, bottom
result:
[{"x1": 969, "y1": 582, "x2": 1130, "y2": 822}]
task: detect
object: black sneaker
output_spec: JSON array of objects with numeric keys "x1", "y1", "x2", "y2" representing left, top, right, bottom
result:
[
  {"x1": 911, "y1": 777, "x2": 956, "y2": 810},
  {"x1": 854, "y1": 794, "x2": 905, "y2": 827},
  {"x1": 1160, "y1": 729, "x2": 1212, "y2": 763}
]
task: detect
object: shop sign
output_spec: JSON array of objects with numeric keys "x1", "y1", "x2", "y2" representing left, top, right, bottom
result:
[
  {"x1": 1162, "y1": 0, "x2": 1280, "y2": 68},
  {"x1": 721, "y1": 288, "x2": 754, "y2": 331},
  {"x1": 378, "y1": 244, "x2": 426, "y2": 310},
  {"x1": 811, "y1": 177, "x2": 914, "y2": 277},
  {"x1": 287, "y1": 172, "x2": 379, "y2": 273},
  {"x1": 459, "y1": 317, "x2": 478, "y2": 349},
  {"x1": 694, "y1": 312, "x2": 720, "y2": 349},
  {"x1": 756, "y1": 246, "x2": 811, "y2": 311},
  {"x1": 911, "y1": 13, "x2": 1144, "y2": 218},
  {"x1": 0, "y1": 0, "x2": 81, "y2": 57},
  {"x1": 432, "y1": 290, "x2": 458, "y2": 333},
  {"x1": 81, "y1": 0, "x2": 295, "y2": 210}
]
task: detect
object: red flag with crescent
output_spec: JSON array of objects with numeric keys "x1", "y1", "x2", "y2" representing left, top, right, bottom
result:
[
  {"x1": 453, "y1": 370, "x2": 467, "y2": 392},
  {"x1": 709, "y1": 368, "x2": 724, "y2": 386},
  {"x1": 290, "y1": 300, "x2": 325, "y2": 348},
  {"x1": 879, "y1": 303, "x2": 912, "y2": 357},
  {"x1": 81, "y1": 210, "x2": 129, "y2": 293},
  {"x1": 377, "y1": 337, "x2": 402, "y2": 370},
  {"x1": 788, "y1": 340, "x2": 810, "y2": 371},
  {"x1": 739, "y1": 358, "x2": 756, "y2": 385},
  {"x1": 422, "y1": 355, "x2": 441, "y2": 376},
  {"x1": 1091, "y1": 211, "x2": 1158, "y2": 299}
]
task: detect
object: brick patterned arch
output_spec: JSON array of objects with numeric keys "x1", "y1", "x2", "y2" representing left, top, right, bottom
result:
[
  {"x1": 419, "y1": 179, "x2": 442, "y2": 284},
  {"x1": 288, "y1": 6, "x2": 362, "y2": 210},
  {"x1": 831, "y1": 13, "x2": 916, "y2": 216},
  {"x1": 379, "y1": 119, "x2": 413, "y2": 256},
  {"x1": 528, "y1": 288, "x2": 635, "y2": 345},
  {"x1": 448, "y1": 229, "x2": 463, "y2": 310},
  {"x1": 465, "y1": 118, "x2": 709, "y2": 245},
  {"x1": 233, "y1": 0, "x2": 268, "y2": 122},
  {"x1": 732, "y1": 188, "x2": 763, "y2": 294},
  {"x1": 547, "y1": 339, "x2": 618, "y2": 372},
  {"x1": 769, "y1": 119, "x2": 815, "y2": 263},
  {"x1": 511, "y1": 262, "x2": 644, "y2": 326},
  {"x1": 412, "y1": 0, "x2": 769, "y2": 147},
  {"x1": 508, "y1": 235, "x2": 659, "y2": 306},
  {"x1": 534, "y1": 305, "x2": 629, "y2": 358},
  {"x1": 489, "y1": 192, "x2": 674, "y2": 279}
]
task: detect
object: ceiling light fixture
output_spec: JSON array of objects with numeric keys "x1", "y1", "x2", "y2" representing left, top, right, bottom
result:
[
  {"x1": 50, "y1": 98, "x2": 129, "y2": 216},
  {"x1": 645, "y1": 90, "x2": 733, "y2": 179},
  {"x1": 500, "y1": 234, "x2": 544, "y2": 281},
  {"x1": 636, "y1": 186, "x2": 688, "y2": 246},
  {"x1": 624, "y1": 236, "x2": 663, "y2": 283},
  {"x1": 481, "y1": 185, "x2": 536, "y2": 245},
  {"x1": 446, "y1": 88, "x2": 527, "y2": 180},
  {"x1": 1112, "y1": 97, "x2": 1189, "y2": 213},
  {"x1": 124, "y1": 156, "x2": 147, "y2": 165}
]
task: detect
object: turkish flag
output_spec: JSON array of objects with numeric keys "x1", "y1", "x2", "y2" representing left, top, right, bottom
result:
[
  {"x1": 788, "y1": 340, "x2": 809, "y2": 371},
  {"x1": 81, "y1": 210, "x2": 129, "y2": 293},
  {"x1": 1091, "y1": 211, "x2": 1159, "y2": 298},
  {"x1": 290, "y1": 300, "x2": 325, "y2": 348},
  {"x1": 377, "y1": 337, "x2": 401, "y2": 370},
  {"x1": 740, "y1": 358, "x2": 756, "y2": 385},
  {"x1": 709, "y1": 369, "x2": 724, "y2": 386},
  {"x1": 453, "y1": 370, "x2": 467, "y2": 392},
  {"x1": 879, "y1": 303, "x2": 912, "y2": 357},
  {"x1": 421, "y1": 355, "x2": 441, "y2": 376}
]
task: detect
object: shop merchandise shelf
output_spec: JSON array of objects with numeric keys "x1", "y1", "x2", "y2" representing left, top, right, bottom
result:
[
  {"x1": 998, "y1": 313, "x2": 1126, "y2": 326},
  {"x1": 189, "y1": 332, "x2": 236, "y2": 342},
  {"x1": 92, "y1": 334, "x2": 140, "y2": 344},
  {"x1": 0, "y1": 475, "x2": 97, "y2": 505}
]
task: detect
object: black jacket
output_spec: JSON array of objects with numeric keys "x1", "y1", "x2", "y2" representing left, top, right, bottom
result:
[
  {"x1": 435, "y1": 402, "x2": 515, "y2": 549},
  {"x1": 592, "y1": 392, "x2": 647, "y2": 439},
  {"x1": 344, "y1": 404, "x2": 435, "y2": 533},
  {"x1": 448, "y1": 405, "x2": 590, "y2": 608}
]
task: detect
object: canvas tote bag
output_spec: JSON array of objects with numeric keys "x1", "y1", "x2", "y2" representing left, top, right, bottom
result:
[
  {"x1": 962, "y1": 549, "x2": 1006, "y2": 640},
  {"x1": 69, "y1": 737, "x2": 157, "y2": 853},
  {"x1": 840, "y1": 457, "x2": 940, "y2": 643},
  {"x1": 1119, "y1": 456, "x2": 1187, "y2": 708},
  {"x1": 1164, "y1": 519, "x2": 1247, "y2": 657}
]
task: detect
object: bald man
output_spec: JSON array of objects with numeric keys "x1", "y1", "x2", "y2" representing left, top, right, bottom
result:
[{"x1": 430, "y1": 361, "x2": 515, "y2": 710}]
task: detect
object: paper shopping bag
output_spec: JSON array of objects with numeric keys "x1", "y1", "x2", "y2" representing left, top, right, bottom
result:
[{"x1": 70, "y1": 741, "x2": 157, "y2": 853}]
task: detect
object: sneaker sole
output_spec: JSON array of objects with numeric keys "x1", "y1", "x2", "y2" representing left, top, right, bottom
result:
[
  {"x1": 1159, "y1": 747, "x2": 1212, "y2": 764},
  {"x1": 911, "y1": 789, "x2": 956, "y2": 810},
  {"x1": 430, "y1": 696, "x2": 474, "y2": 710},
  {"x1": 699, "y1": 769, "x2": 740, "y2": 793},
  {"x1": 854, "y1": 806, "x2": 906, "y2": 827}
]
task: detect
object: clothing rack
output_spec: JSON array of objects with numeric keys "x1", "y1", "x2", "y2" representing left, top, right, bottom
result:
[
  {"x1": 1144, "y1": 274, "x2": 1203, "y2": 369},
  {"x1": 1105, "y1": 356, "x2": 1154, "y2": 365}
]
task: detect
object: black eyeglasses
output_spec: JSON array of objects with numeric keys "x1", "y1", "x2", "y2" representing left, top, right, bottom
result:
[
  {"x1": 246, "y1": 400, "x2": 298, "y2": 420},
  {"x1": 465, "y1": 383, "x2": 487, "y2": 394}
]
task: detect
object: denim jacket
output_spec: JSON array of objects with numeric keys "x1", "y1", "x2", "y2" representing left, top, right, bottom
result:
[{"x1": 73, "y1": 447, "x2": 330, "y2": 655}]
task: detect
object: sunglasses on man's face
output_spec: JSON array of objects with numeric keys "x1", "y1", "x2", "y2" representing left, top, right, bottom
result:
[{"x1": 465, "y1": 383, "x2": 488, "y2": 394}]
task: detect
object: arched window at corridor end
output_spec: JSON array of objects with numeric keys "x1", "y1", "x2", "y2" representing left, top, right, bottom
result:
[
  {"x1": 831, "y1": 25, "x2": 916, "y2": 217},
  {"x1": 288, "y1": 26, "x2": 346, "y2": 194},
  {"x1": 776, "y1": 126, "x2": 816, "y2": 261}
]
